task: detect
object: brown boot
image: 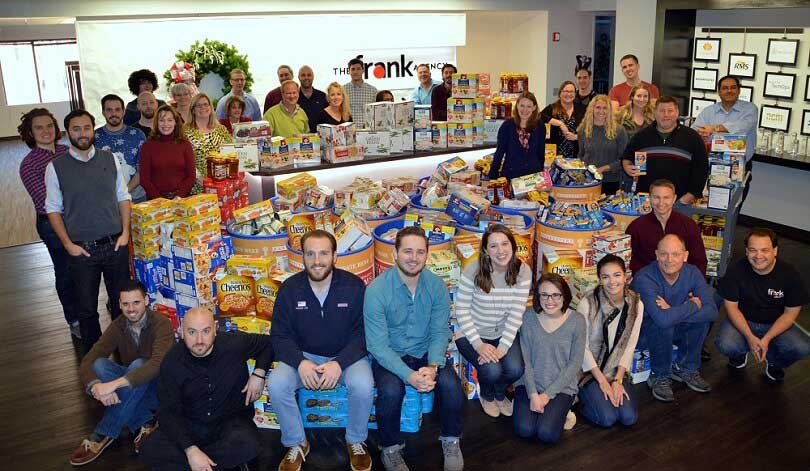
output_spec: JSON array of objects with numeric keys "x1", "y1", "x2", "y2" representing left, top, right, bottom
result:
[
  {"x1": 133, "y1": 421, "x2": 157, "y2": 454},
  {"x1": 278, "y1": 441, "x2": 309, "y2": 471},
  {"x1": 69, "y1": 436, "x2": 114, "y2": 466},
  {"x1": 347, "y1": 441, "x2": 372, "y2": 471}
]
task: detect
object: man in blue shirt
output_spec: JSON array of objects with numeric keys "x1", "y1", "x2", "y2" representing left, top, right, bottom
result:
[
  {"x1": 692, "y1": 75, "x2": 758, "y2": 202},
  {"x1": 631, "y1": 234, "x2": 718, "y2": 403},
  {"x1": 269, "y1": 230, "x2": 373, "y2": 471},
  {"x1": 95, "y1": 94, "x2": 147, "y2": 203},
  {"x1": 215, "y1": 69, "x2": 262, "y2": 121},
  {"x1": 364, "y1": 226, "x2": 464, "y2": 471},
  {"x1": 411, "y1": 64, "x2": 441, "y2": 106}
]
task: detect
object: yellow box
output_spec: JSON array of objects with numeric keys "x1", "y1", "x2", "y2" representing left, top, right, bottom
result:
[
  {"x1": 174, "y1": 213, "x2": 222, "y2": 234},
  {"x1": 132, "y1": 198, "x2": 173, "y2": 223},
  {"x1": 233, "y1": 199, "x2": 276, "y2": 224},
  {"x1": 173, "y1": 194, "x2": 219, "y2": 218},
  {"x1": 226, "y1": 255, "x2": 276, "y2": 280},
  {"x1": 277, "y1": 173, "x2": 317, "y2": 200},
  {"x1": 172, "y1": 227, "x2": 221, "y2": 247}
]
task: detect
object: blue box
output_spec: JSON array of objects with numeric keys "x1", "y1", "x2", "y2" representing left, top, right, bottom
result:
[
  {"x1": 444, "y1": 192, "x2": 483, "y2": 226},
  {"x1": 133, "y1": 258, "x2": 161, "y2": 294}
]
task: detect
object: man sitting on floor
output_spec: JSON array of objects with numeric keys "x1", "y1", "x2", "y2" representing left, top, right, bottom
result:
[
  {"x1": 70, "y1": 279, "x2": 174, "y2": 466},
  {"x1": 139, "y1": 307, "x2": 272, "y2": 471},
  {"x1": 631, "y1": 235, "x2": 718, "y2": 403},
  {"x1": 716, "y1": 227, "x2": 810, "y2": 382}
]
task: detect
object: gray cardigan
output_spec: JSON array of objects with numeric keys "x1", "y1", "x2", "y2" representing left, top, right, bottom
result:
[
  {"x1": 578, "y1": 125, "x2": 628, "y2": 183},
  {"x1": 515, "y1": 308, "x2": 587, "y2": 399}
]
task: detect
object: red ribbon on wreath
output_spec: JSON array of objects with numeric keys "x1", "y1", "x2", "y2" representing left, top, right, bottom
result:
[{"x1": 168, "y1": 61, "x2": 199, "y2": 98}]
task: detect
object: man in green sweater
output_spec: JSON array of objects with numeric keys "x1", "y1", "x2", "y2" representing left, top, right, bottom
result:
[
  {"x1": 263, "y1": 80, "x2": 310, "y2": 138},
  {"x1": 69, "y1": 279, "x2": 175, "y2": 466}
]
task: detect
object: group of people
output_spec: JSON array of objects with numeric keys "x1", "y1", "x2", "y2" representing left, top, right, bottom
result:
[{"x1": 488, "y1": 54, "x2": 758, "y2": 207}]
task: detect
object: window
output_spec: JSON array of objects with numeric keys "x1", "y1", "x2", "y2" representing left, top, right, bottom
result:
[{"x1": 0, "y1": 39, "x2": 78, "y2": 106}]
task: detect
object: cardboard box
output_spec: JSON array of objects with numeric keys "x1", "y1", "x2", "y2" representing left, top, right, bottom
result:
[
  {"x1": 710, "y1": 133, "x2": 747, "y2": 152},
  {"x1": 415, "y1": 129, "x2": 433, "y2": 151},
  {"x1": 277, "y1": 173, "x2": 317, "y2": 200},
  {"x1": 593, "y1": 231, "x2": 632, "y2": 253},
  {"x1": 414, "y1": 105, "x2": 432, "y2": 130},
  {"x1": 172, "y1": 194, "x2": 219, "y2": 218},
  {"x1": 296, "y1": 133, "x2": 321, "y2": 165},
  {"x1": 317, "y1": 122, "x2": 356, "y2": 147},
  {"x1": 445, "y1": 190, "x2": 490, "y2": 226},
  {"x1": 219, "y1": 143, "x2": 259, "y2": 172},
  {"x1": 430, "y1": 122, "x2": 447, "y2": 148},
  {"x1": 356, "y1": 130, "x2": 392, "y2": 156},
  {"x1": 232, "y1": 121, "x2": 271, "y2": 141},
  {"x1": 394, "y1": 101, "x2": 415, "y2": 128},
  {"x1": 447, "y1": 122, "x2": 474, "y2": 148},
  {"x1": 446, "y1": 98, "x2": 474, "y2": 123},
  {"x1": 364, "y1": 102, "x2": 395, "y2": 131},
  {"x1": 334, "y1": 210, "x2": 372, "y2": 253},
  {"x1": 451, "y1": 73, "x2": 479, "y2": 99},
  {"x1": 322, "y1": 144, "x2": 364, "y2": 163}
]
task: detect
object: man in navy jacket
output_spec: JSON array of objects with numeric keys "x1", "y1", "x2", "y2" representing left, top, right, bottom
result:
[
  {"x1": 268, "y1": 230, "x2": 373, "y2": 471},
  {"x1": 631, "y1": 234, "x2": 718, "y2": 403}
]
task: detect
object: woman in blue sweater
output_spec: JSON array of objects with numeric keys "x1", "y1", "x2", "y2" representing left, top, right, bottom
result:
[{"x1": 488, "y1": 92, "x2": 546, "y2": 180}]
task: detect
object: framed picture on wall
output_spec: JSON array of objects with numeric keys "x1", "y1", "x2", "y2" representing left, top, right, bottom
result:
[
  {"x1": 739, "y1": 86, "x2": 753, "y2": 102},
  {"x1": 802, "y1": 110, "x2": 810, "y2": 136},
  {"x1": 763, "y1": 72, "x2": 796, "y2": 100},
  {"x1": 690, "y1": 97, "x2": 715, "y2": 118},
  {"x1": 694, "y1": 38, "x2": 722, "y2": 62},
  {"x1": 692, "y1": 68, "x2": 718, "y2": 91},
  {"x1": 759, "y1": 104, "x2": 791, "y2": 132},
  {"x1": 727, "y1": 53, "x2": 756, "y2": 78},
  {"x1": 805, "y1": 76, "x2": 810, "y2": 102},
  {"x1": 766, "y1": 38, "x2": 799, "y2": 66}
]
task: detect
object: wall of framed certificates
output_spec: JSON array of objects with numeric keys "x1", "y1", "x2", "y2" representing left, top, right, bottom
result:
[{"x1": 688, "y1": 25, "x2": 809, "y2": 136}]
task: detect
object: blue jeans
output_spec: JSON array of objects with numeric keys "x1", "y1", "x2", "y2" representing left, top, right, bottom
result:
[
  {"x1": 512, "y1": 386, "x2": 573, "y2": 444},
  {"x1": 92, "y1": 358, "x2": 157, "y2": 439},
  {"x1": 372, "y1": 355, "x2": 464, "y2": 447},
  {"x1": 643, "y1": 319, "x2": 710, "y2": 378},
  {"x1": 578, "y1": 380, "x2": 638, "y2": 427},
  {"x1": 714, "y1": 318, "x2": 810, "y2": 369},
  {"x1": 66, "y1": 238, "x2": 130, "y2": 352},
  {"x1": 36, "y1": 216, "x2": 77, "y2": 326},
  {"x1": 268, "y1": 353, "x2": 374, "y2": 447},
  {"x1": 455, "y1": 336, "x2": 523, "y2": 401}
]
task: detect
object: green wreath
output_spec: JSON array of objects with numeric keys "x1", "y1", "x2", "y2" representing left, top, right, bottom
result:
[{"x1": 163, "y1": 39, "x2": 254, "y2": 96}]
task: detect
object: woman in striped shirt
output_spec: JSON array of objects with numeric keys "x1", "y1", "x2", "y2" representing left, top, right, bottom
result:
[{"x1": 454, "y1": 224, "x2": 532, "y2": 418}]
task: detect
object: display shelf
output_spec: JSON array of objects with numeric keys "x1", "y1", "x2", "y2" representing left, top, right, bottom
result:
[{"x1": 752, "y1": 153, "x2": 810, "y2": 172}]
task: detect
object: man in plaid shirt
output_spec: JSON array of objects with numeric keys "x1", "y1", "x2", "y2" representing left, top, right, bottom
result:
[{"x1": 344, "y1": 57, "x2": 378, "y2": 128}]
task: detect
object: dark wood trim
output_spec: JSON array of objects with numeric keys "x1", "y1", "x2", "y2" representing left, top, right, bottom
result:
[
  {"x1": 700, "y1": 27, "x2": 804, "y2": 34},
  {"x1": 738, "y1": 214, "x2": 810, "y2": 243},
  {"x1": 753, "y1": 153, "x2": 810, "y2": 171},
  {"x1": 250, "y1": 144, "x2": 496, "y2": 177}
]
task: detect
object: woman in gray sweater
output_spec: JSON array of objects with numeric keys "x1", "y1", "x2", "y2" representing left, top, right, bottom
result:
[
  {"x1": 514, "y1": 273, "x2": 586, "y2": 444},
  {"x1": 577, "y1": 94, "x2": 628, "y2": 195}
]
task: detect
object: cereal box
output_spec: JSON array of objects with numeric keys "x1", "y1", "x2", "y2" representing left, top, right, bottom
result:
[
  {"x1": 254, "y1": 271, "x2": 293, "y2": 320},
  {"x1": 286, "y1": 213, "x2": 316, "y2": 251},
  {"x1": 425, "y1": 249, "x2": 461, "y2": 292},
  {"x1": 448, "y1": 123, "x2": 474, "y2": 148},
  {"x1": 277, "y1": 173, "x2": 317, "y2": 200},
  {"x1": 382, "y1": 176, "x2": 418, "y2": 194},
  {"x1": 351, "y1": 187, "x2": 384, "y2": 210},
  {"x1": 477, "y1": 73, "x2": 491, "y2": 96},
  {"x1": 133, "y1": 244, "x2": 160, "y2": 261},
  {"x1": 378, "y1": 188, "x2": 411, "y2": 215},
  {"x1": 634, "y1": 151, "x2": 647, "y2": 175},
  {"x1": 414, "y1": 105, "x2": 432, "y2": 130},
  {"x1": 400, "y1": 127, "x2": 414, "y2": 152},
  {"x1": 216, "y1": 274, "x2": 256, "y2": 316},
  {"x1": 511, "y1": 170, "x2": 552, "y2": 198},
  {"x1": 438, "y1": 156, "x2": 468, "y2": 176},
  {"x1": 415, "y1": 129, "x2": 433, "y2": 151},
  {"x1": 445, "y1": 190, "x2": 490, "y2": 226},
  {"x1": 227, "y1": 255, "x2": 276, "y2": 280},
  {"x1": 594, "y1": 247, "x2": 632, "y2": 265},
  {"x1": 356, "y1": 130, "x2": 391, "y2": 156},
  {"x1": 268, "y1": 136, "x2": 292, "y2": 169},
  {"x1": 710, "y1": 133, "x2": 747, "y2": 153},
  {"x1": 220, "y1": 316, "x2": 271, "y2": 335},
  {"x1": 172, "y1": 269, "x2": 215, "y2": 299},
  {"x1": 545, "y1": 144, "x2": 557, "y2": 164},
  {"x1": 172, "y1": 226, "x2": 221, "y2": 247},
  {"x1": 452, "y1": 233, "x2": 481, "y2": 271},
  {"x1": 334, "y1": 210, "x2": 372, "y2": 253},
  {"x1": 364, "y1": 102, "x2": 395, "y2": 131},
  {"x1": 173, "y1": 194, "x2": 219, "y2": 218},
  {"x1": 451, "y1": 73, "x2": 479, "y2": 99},
  {"x1": 218, "y1": 143, "x2": 259, "y2": 172},
  {"x1": 393, "y1": 101, "x2": 415, "y2": 128},
  {"x1": 322, "y1": 144, "x2": 364, "y2": 163},
  {"x1": 174, "y1": 212, "x2": 222, "y2": 234},
  {"x1": 232, "y1": 121, "x2": 271, "y2": 141},
  {"x1": 171, "y1": 237, "x2": 234, "y2": 276},
  {"x1": 296, "y1": 133, "x2": 321, "y2": 165},
  {"x1": 446, "y1": 98, "x2": 474, "y2": 123},
  {"x1": 592, "y1": 231, "x2": 632, "y2": 253},
  {"x1": 233, "y1": 199, "x2": 275, "y2": 224},
  {"x1": 132, "y1": 198, "x2": 173, "y2": 224},
  {"x1": 449, "y1": 169, "x2": 480, "y2": 186},
  {"x1": 484, "y1": 119, "x2": 504, "y2": 144},
  {"x1": 304, "y1": 185, "x2": 334, "y2": 209}
]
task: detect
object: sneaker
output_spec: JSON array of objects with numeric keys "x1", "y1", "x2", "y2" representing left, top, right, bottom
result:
[
  {"x1": 648, "y1": 376, "x2": 674, "y2": 402},
  {"x1": 347, "y1": 442, "x2": 372, "y2": 471},
  {"x1": 278, "y1": 442, "x2": 309, "y2": 471},
  {"x1": 69, "y1": 321, "x2": 82, "y2": 339},
  {"x1": 563, "y1": 410, "x2": 576, "y2": 430},
  {"x1": 671, "y1": 365, "x2": 711, "y2": 393},
  {"x1": 701, "y1": 345, "x2": 711, "y2": 362},
  {"x1": 440, "y1": 437, "x2": 463, "y2": 471},
  {"x1": 727, "y1": 353, "x2": 748, "y2": 370},
  {"x1": 381, "y1": 444, "x2": 409, "y2": 471},
  {"x1": 765, "y1": 363, "x2": 785, "y2": 383},
  {"x1": 69, "y1": 436, "x2": 114, "y2": 466},
  {"x1": 495, "y1": 398, "x2": 513, "y2": 417},
  {"x1": 133, "y1": 421, "x2": 157, "y2": 454},
  {"x1": 479, "y1": 396, "x2": 500, "y2": 418}
]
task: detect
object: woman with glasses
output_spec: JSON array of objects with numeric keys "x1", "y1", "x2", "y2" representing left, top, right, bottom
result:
[
  {"x1": 513, "y1": 273, "x2": 586, "y2": 444},
  {"x1": 575, "y1": 254, "x2": 643, "y2": 428},
  {"x1": 454, "y1": 224, "x2": 532, "y2": 418},
  {"x1": 541, "y1": 80, "x2": 586, "y2": 159},
  {"x1": 183, "y1": 93, "x2": 232, "y2": 194}
]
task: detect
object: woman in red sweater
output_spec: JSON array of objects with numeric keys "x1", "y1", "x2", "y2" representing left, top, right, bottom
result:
[{"x1": 139, "y1": 105, "x2": 196, "y2": 199}]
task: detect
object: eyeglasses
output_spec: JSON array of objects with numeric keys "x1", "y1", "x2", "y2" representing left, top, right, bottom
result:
[
  {"x1": 195, "y1": 102, "x2": 211, "y2": 108},
  {"x1": 539, "y1": 292, "x2": 563, "y2": 301}
]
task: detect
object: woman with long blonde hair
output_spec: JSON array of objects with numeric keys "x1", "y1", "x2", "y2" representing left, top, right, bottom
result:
[
  {"x1": 183, "y1": 93, "x2": 232, "y2": 193},
  {"x1": 577, "y1": 95, "x2": 628, "y2": 194},
  {"x1": 316, "y1": 82, "x2": 352, "y2": 125},
  {"x1": 615, "y1": 85, "x2": 654, "y2": 140}
]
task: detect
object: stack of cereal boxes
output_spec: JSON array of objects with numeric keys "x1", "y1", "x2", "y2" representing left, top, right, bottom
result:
[
  {"x1": 317, "y1": 122, "x2": 363, "y2": 163},
  {"x1": 360, "y1": 100, "x2": 415, "y2": 155},
  {"x1": 445, "y1": 73, "x2": 485, "y2": 149},
  {"x1": 414, "y1": 104, "x2": 433, "y2": 151}
]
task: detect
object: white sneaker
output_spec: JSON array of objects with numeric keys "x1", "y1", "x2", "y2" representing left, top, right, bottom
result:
[
  {"x1": 478, "y1": 396, "x2": 500, "y2": 417},
  {"x1": 495, "y1": 398, "x2": 513, "y2": 416},
  {"x1": 563, "y1": 410, "x2": 576, "y2": 430}
]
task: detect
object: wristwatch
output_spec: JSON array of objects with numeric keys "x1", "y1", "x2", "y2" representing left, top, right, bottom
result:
[{"x1": 613, "y1": 376, "x2": 624, "y2": 385}]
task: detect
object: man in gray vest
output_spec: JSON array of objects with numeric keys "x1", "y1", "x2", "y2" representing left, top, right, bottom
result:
[{"x1": 45, "y1": 109, "x2": 132, "y2": 353}]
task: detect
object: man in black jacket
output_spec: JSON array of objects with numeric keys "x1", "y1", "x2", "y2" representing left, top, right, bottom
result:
[
  {"x1": 622, "y1": 96, "x2": 709, "y2": 204},
  {"x1": 139, "y1": 307, "x2": 272, "y2": 471}
]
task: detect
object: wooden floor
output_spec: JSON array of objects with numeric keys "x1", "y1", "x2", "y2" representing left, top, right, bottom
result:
[{"x1": 3, "y1": 226, "x2": 809, "y2": 471}]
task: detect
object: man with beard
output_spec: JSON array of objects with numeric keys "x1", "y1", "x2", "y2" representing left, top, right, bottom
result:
[
  {"x1": 132, "y1": 91, "x2": 158, "y2": 137},
  {"x1": 269, "y1": 230, "x2": 372, "y2": 471},
  {"x1": 364, "y1": 226, "x2": 465, "y2": 471},
  {"x1": 45, "y1": 109, "x2": 132, "y2": 352},
  {"x1": 296, "y1": 65, "x2": 328, "y2": 132},
  {"x1": 95, "y1": 94, "x2": 147, "y2": 203},
  {"x1": 430, "y1": 63, "x2": 457, "y2": 121},
  {"x1": 631, "y1": 235, "x2": 718, "y2": 403},
  {"x1": 70, "y1": 279, "x2": 174, "y2": 466},
  {"x1": 139, "y1": 307, "x2": 272, "y2": 471}
]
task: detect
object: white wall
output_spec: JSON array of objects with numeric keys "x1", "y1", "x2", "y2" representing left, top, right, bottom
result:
[{"x1": 613, "y1": 0, "x2": 657, "y2": 87}]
